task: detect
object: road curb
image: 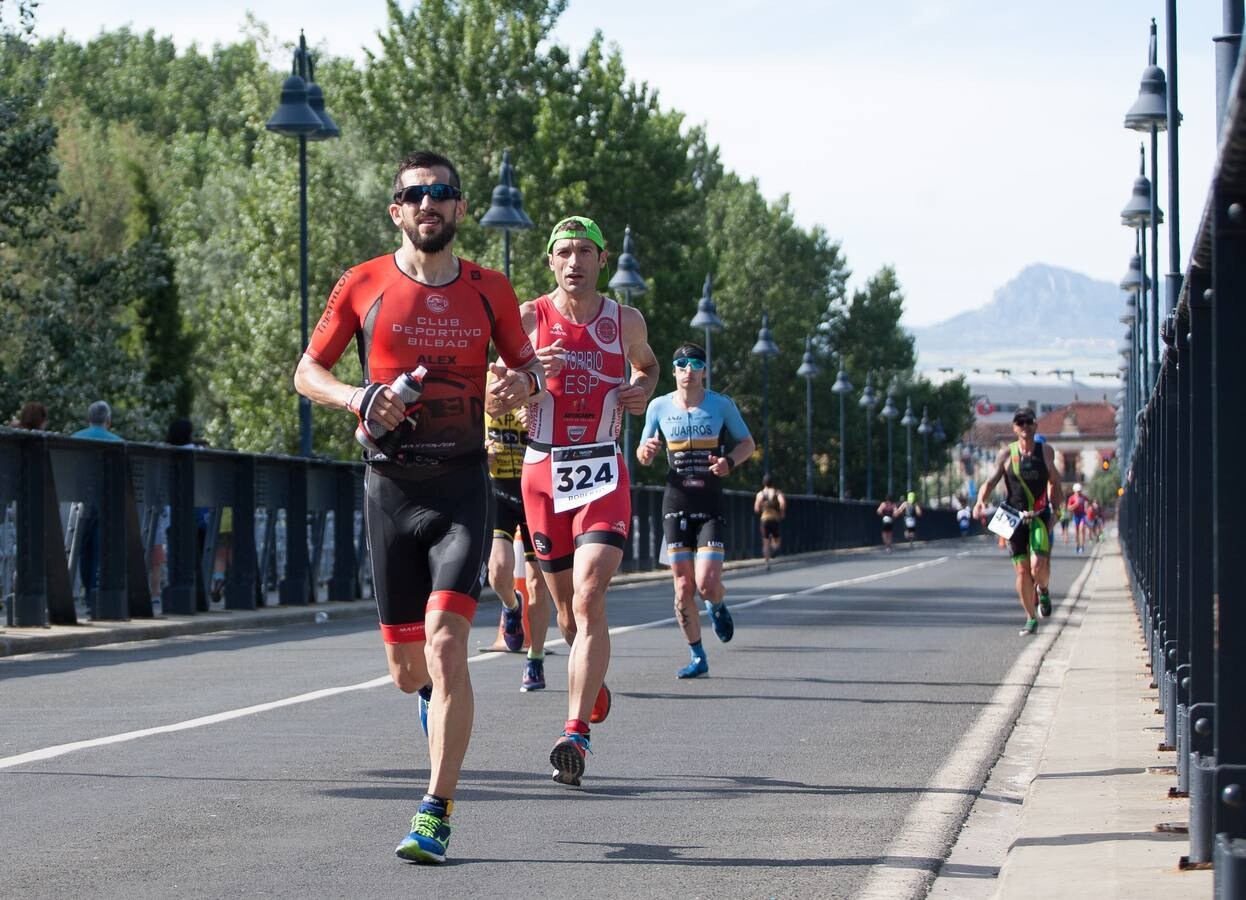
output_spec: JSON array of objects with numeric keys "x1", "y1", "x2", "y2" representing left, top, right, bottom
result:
[{"x1": 0, "y1": 542, "x2": 890, "y2": 658}]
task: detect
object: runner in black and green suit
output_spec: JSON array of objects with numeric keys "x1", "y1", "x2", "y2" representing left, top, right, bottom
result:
[{"x1": 972, "y1": 407, "x2": 1064, "y2": 635}]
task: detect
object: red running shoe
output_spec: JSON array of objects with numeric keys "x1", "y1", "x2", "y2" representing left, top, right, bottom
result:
[
  {"x1": 589, "y1": 682, "x2": 611, "y2": 724},
  {"x1": 549, "y1": 730, "x2": 591, "y2": 787}
]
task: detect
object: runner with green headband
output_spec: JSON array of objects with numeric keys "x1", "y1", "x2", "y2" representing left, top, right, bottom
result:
[
  {"x1": 519, "y1": 214, "x2": 660, "y2": 787},
  {"x1": 972, "y1": 407, "x2": 1063, "y2": 635}
]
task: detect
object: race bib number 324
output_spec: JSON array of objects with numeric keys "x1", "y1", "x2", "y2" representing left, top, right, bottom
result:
[{"x1": 551, "y1": 442, "x2": 619, "y2": 513}]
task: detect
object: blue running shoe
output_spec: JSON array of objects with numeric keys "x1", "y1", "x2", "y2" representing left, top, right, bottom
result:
[
  {"x1": 395, "y1": 811, "x2": 451, "y2": 864},
  {"x1": 706, "y1": 600, "x2": 734, "y2": 643},
  {"x1": 677, "y1": 654, "x2": 708, "y2": 679},
  {"x1": 417, "y1": 685, "x2": 432, "y2": 738},
  {"x1": 550, "y1": 731, "x2": 591, "y2": 787},
  {"x1": 500, "y1": 594, "x2": 525, "y2": 652},
  {"x1": 521, "y1": 657, "x2": 545, "y2": 692}
]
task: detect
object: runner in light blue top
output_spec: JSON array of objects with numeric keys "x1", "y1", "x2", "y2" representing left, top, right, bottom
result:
[{"x1": 637, "y1": 342, "x2": 754, "y2": 678}]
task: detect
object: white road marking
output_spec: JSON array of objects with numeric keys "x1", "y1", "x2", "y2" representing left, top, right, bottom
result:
[
  {"x1": 0, "y1": 554, "x2": 950, "y2": 771},
  {"x1": 853, "y1": 549, "x2": 1099, "y2": 900}
]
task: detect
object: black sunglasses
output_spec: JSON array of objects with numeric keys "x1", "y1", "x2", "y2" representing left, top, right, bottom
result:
[{"x1": 393, "y1": 183, "x2": 462, "y2": 204}]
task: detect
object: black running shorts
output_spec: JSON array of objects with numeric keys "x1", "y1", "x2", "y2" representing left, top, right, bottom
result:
[{"x1": 364, "y1": 460, "x2": 492, "y2": 642}]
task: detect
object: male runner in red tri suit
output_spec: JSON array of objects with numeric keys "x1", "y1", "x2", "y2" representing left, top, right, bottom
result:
[
  {"x1": 294, "y1": 150, "x2": 545, "y2": 865},
  {"x1": 519, "y1": 216, "x2": 659, "y2": 787}
]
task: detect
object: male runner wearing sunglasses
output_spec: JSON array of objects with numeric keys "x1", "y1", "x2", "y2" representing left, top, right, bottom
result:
[
  {"x1": 972, "y1": 407, "x2": 1063, "y2": 636},
  {"x1": 637, "y1": 343, "x2": 755, "y2": 678},
  {"x1": 294, "y1": 150, "x2": 545, "y2": 865},
  {"x1": 519, "y1": 216, "x2": 659, "y2": 786}
]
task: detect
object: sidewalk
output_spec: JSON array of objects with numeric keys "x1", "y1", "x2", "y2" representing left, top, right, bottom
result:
[{"x1": 989, "y1": 539, "x2": 1210, "y2": 898}]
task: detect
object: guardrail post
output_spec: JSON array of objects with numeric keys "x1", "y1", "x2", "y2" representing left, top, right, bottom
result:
[
  {"x1": 12, "y1": 436, "x2": 72, "y2": 626},
  {"x1": 281, "y1": 458, "x2": 311, "y2": 606},
  {"x1": 226, "y1": 455, "x2": 258, "y2": 610},
  {"x1": 328, "y1": 465, "x2": 357, "y2": 601},
  {"x1": 163, "y1": 446, "x2": 197, "y2": 615},
  {"x1": 1187, "y1": 268, "x2": 1215, "y2": 841},
  {"x1": 1211, "y1": 181, "x2": 1246, "y2": 868},
  {"x1": 94, "y1": 441, "x2": 129, "y2": 620}
]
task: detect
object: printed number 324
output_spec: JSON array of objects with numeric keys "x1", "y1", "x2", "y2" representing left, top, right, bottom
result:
[{"x1": 556, "y1": 463, "x2": 613, "y2": 492}]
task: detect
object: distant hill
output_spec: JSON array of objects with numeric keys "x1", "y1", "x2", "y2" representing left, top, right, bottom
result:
[{"x1": 910, "y1": 264, "x2": 1135, "y2": 376}]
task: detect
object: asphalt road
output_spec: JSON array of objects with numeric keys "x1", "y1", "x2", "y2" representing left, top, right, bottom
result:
[{"x1": 0, "y1": 536, "x2": 1091, "y2": 899}]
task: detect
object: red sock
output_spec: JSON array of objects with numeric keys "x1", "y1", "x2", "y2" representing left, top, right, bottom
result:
[{"x1": 564, "y1": 718, "x2": 589, "y2": 736}]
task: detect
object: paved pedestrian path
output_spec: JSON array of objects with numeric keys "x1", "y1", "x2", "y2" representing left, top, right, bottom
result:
[{"x1": 942, "y1": 538, "x2": 1211, "y2": 899}]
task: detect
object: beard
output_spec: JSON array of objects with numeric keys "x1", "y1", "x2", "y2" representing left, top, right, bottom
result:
[{"x1": 404, "y1": 213, "x2": 457, "y2": 254}]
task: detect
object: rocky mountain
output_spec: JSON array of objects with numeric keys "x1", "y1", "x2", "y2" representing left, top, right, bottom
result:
[{"x1": 910, "y1": 264, "x2": 1137, "y2": 375}]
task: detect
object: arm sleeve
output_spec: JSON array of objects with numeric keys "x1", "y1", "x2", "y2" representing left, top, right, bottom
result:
[
  {"x1": 487, "y1": 274, "x2": 537, "y2": 369},
  {"x1": 305, "y1": 268, "x2": 361, "y2": 369},
  {"x1": 640, "y1": 398, "x2": 662, "y2": 441},
  {"x1": 720, "y1": 396, "x2": 751, "y2": 442}
]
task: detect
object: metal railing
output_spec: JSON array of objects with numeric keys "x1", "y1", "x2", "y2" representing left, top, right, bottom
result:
[
  {"x1": 1117, "y1": 21, "x2": 1246, "y2": 889},
  {"x1": 0, "y1": 428, "x2": 960, "y2": 627}
]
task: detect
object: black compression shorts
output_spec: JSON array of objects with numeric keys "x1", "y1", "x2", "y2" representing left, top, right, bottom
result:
[
  {"x1": 662, "y1": 484, "x2": 725, "y2": 557},
  {"x1": 491, "y1": 477, "x2": 534, "y2": 558},
  {"x1": 364, "y1": 460, "x2": 492, "y2": 643}
]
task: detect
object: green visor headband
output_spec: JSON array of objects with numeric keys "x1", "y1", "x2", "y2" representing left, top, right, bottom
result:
[{"x1": 546, "y1": 216, "x2": 606, "y2": 253}]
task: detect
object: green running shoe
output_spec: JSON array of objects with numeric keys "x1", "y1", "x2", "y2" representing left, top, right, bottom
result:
[
  {"x1": 395, "y1": 811, "x2": 452, "y2": 864},
  {"x1": 1019, "y1": 618, "x2": 1038, "y2": 636},
  {"x1": 1038, "y1": 590, "x2": 1051, "y2": 618}
]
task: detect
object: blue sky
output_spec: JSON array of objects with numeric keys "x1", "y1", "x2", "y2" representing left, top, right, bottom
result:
[{"x1": 30, "y1": 1, "x2": 1225, "y2": 326}]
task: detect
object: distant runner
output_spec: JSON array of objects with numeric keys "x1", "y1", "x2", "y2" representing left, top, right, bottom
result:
[
  {"x1": 637, "y1": 342, "x2": 756, "y2": 678},
  {"x1": 484, "y1": 398, "x2": 552, "y2": 691},
  {"x1": 973, "y1": 407, "x2": 1063, "y2": 636},
  {"x1": 753, "y1": 475, "x2": 786, "y2": 569},
  {"x1": 876, "y1": 496, "x2": 898, "y2": 552},
  {"x1": 897, "y1": 491, "x2": 922, "y2": 546},
  {"x1": 1066, "y1": 483, "x2": 1088, "y2": 554}
]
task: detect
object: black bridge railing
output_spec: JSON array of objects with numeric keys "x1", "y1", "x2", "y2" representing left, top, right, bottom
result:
[
  {"x1": 0, "y1": 428, "x2": 959, "y2": 628},
  {"x1": 1117, "y1": 28, "x2": 1246, "y2": 887}
]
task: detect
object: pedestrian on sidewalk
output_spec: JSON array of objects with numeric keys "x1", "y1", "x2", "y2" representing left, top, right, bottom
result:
[{"x1": 972, "y1": 407, "x2": 1063, "y2": 636}]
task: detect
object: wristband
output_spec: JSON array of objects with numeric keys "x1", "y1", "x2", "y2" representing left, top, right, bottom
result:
[
  {"x1": 357, "y1": 383, "x2": 385, "y2": 422},
  {"x1": 524, "y1": 370, "x2": 539, "y2": 396},
  {"x1": 346, "y1": 388, "x2": 364, "y2": 413},
  {"x1": 726, "y1": 457, "x2": 736, "y2": 471}
]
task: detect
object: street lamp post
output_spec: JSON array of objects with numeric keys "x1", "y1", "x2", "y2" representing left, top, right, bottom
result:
[
  {"x1": 933, "y1": 419, "x2": 946, "y2": 507},
  {"x1": 480, "y1": 148, "x2": 534, "y2": 281},
  {"x1": 796, "y1": 337, "x2": 819, "y2": 494},
  {"x1": 1124, "y1": 18, "x2": 1169, "y2": 390},
  {"x1": 859, "y1": 374, "x2": 878, "y2": 500},
  {"x1": 917, "y1": 407, "x2": 932, "y2": 506},
  {"x1": 1120, "y1": 146, "x2": 1161, "y2": 392},
  {"x1": 690, "y1": 274, "x2": 724, "y2": 391},
  {"x1": 1119, "y1": 253, "x2": 1147, "y2": 432},
  {"x1": 880, "y1": 390, "x2": 899, "y2": 498},
  {"x1": 751, "y1": 312, "x2": 779, "y2": 475},
  {"x1": 901, "y1": 398, "x2": 917, "y2": 494},
  {"x1": 267, "y1": 31, "x2": 340, "y2": 457},
  {"x1": 831, "y1": 360, "x2": 853, "y2": 499},
  {"x1": 608, "y1": 226, "x2": 648, "y2": 480}
]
